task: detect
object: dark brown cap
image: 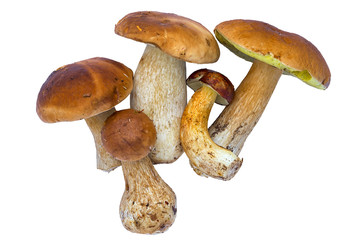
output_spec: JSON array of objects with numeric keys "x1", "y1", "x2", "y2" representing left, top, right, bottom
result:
[
  {"x1": 101, "y1": 109, "x2": 156, "y2": 162},
  {"x1": 36, "y1": 57, "x2": 133, "y2": 123},
  {"x1": 186, "y1": 69, "x2": 234, "y2": 105},
  {"x1": 115, "y1": 11, "x2": 220, "y2": 63},
  {"x1": 214, "y1": 19, "x2": 331, "y2": 89}
]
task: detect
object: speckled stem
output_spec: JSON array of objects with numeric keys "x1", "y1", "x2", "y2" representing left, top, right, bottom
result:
[
  {"x1": 120, "y1": 156, "x2": 177, "y2": 234},
  {"x1": 85, "y1": 107, "x2": 121, "y2": 171},
  {"x1": 208, "y1": 60, "x2": 282, "y2": 155},
  {"x1": 131, "y1": 45, "x2": 186, "y2": 164},
  {"x1": 180, "y1": 85, "x2": 242, "y2": 180}
]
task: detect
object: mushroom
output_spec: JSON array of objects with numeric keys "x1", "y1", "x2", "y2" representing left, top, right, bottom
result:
[
  {"x1": 180, "y1": 69, "x2": 242, "y2": 180},
  {"x1": 115, "y1": 11, "x2": 220, "y2": 164},
  {"x1": 208, "y1": 19, "x2": 331, "y2": 158},
  {"x1": 101, "y1": 109, "x2": 177, "y2": 234},
  {"x1": 36, "y1": 57, "x2": 133, "y2": 171}
]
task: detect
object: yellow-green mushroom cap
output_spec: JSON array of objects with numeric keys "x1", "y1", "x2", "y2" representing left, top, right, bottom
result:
[{"x1": 214, "y1": 19, "x2": 331, "y2": 89}]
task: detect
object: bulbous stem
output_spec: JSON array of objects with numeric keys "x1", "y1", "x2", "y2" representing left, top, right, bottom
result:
[
  {"x1": 120, "y1": 156, "x2": 177, "y2": 234},
  {"x1": 209, "y1": 60, "x2": 282, "y2": 155},
  {"x1": 131, "y1": 44, "x2": 186, "y2": 164},
  {"x1": 85, "y1": 107, "x2": 121, "y2": 171},
  {"x1": 180, "y1": 85, "x2": 242, "y2": 180}
]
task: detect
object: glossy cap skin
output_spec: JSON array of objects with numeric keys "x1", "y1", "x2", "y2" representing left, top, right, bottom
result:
[
  {"x1": 36, "y1": 57, "x2": 133, "y2": 123},
  {"x1": 186, "y1": 69, "x2": 235, "y2": 105},
  {"x1": 101, "y1": 109, "x2": 157, "y2": 162},
  {"x1": 115, "y1": 11, "x2": 220, "y2": 63},
  {"x1": 214, "y1": 19, "x2": 331, "y2": 89}
]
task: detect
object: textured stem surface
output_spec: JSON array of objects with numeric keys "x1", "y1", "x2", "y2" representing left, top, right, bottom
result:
[
  {"x1": 209, "y1": 60, "x2": 282, "y2": 155},
  {"x1": 120, "y1": 156, "x2": 177, "y2": 234},
  {"x1": 85, "y1": 108, "x2": 120, "y2": 171},
  {"x1": 131, "y1": 45, "x2": 186, "y2": 164},
  {"x1": 181, "y1": 85, "x2": 242, "y2": 180}
]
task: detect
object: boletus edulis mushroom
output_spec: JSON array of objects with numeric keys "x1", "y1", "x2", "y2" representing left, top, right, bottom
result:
[
  {"x1": 101, "y1": 109, "x2": 177, "y2": 234},
  {"x1": 180, "y1": 69, "x2": 242, "y2": 180},
  {"x1": 115, "y1": 11, "x2": 220, "y2": 164},
  {"x1": 36, "y1": 57, "x2": 133, "y2": 171},
  {"x1": 209, "y1": 20, "x2": 331, "y2": 162}
]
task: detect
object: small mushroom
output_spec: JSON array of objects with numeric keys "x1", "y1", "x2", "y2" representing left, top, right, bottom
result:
[
  {"x1": 209, "y1": 20, "x2": 331, "y2": 157},
  {"x1": 180, "y1": 69, "x2": 241, "y2": 180},
  {"x1": 36, "y1": 57, "x2": 133, "y2": 171},
  {"x1": 101, "y1": 109, "x2": 177, "y2": 234},
  {"x1": 115, "y1": 11, "x2": 220, "y2": 164}
]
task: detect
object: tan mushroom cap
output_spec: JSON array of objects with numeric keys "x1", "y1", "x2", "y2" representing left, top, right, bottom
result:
[
  {"x1": 101, "y1": 109, "x2": 157, "y2": 162},
  {"x1": 36, "y1": 57, "x2": 133, "y2": 123},
  {"x1": 115, "y1": 11, "x2": 220, "y2": 63},
  {"x1": 215, "y1": 19, "x2": 331, "y2": 89}
]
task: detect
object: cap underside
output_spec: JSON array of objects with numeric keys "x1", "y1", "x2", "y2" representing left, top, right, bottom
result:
[
  {"x1": 187, "y1": 79, "x2": 230, "y2": 105},
  {"x1": 215, "y1": 30, "x2": 327, "y2": 90}
]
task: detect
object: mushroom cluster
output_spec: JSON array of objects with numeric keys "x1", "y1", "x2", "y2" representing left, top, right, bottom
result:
[{"x1": 36, "y1": 11, "x2": 330, "y2": 235}]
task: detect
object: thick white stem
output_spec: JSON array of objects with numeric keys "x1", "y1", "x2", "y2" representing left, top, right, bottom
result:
[
  {"x1": 131, "y1": 45, "x2": 186, "y2": 164},
  {"x1": 85, "y1": 108, "x2": 121, "y2": 171}
]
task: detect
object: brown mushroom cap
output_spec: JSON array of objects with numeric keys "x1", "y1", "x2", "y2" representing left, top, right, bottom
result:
[
  {"x1": 36, "y1": 57, "x2": 133, "y2": 123},
  {"x1": 214, "y1": 19, "x2": 331, "y2": 89},
  {"x1": 186, "y1": 69, "x2": 235, "y2": 105},
  {"x1": 101, "y1": 109, "x2": 156, "y2": 162},
  {"x1": 115, "y1": 11, "x2": 220, "y2": 63}
]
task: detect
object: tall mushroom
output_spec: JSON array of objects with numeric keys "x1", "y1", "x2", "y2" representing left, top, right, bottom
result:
[
  {"x1": 115, "y1": 11, "x2": 220, "y2": 164},
  {"x1": 208, "y1": 19, "x2": 331, "y2": 158},
  {"x1": 180, "y1": 69, "x2": 241, "y2": 180},
  {"x1": 101, "y1": 109, "x2": 177, "y2": 234},
  {"x1": 36, "y1": 57, "x2": 133, "y2": 171}
]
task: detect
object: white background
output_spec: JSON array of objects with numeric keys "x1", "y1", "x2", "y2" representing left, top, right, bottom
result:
[{"x1": 1, "y1": 0, "x2": 359, "y2": 239}]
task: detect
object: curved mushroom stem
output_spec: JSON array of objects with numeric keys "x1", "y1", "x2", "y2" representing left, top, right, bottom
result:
[
  {"x1": 131, "y1": 44, "x2": 186, "y2": 164},
  {"x1": 181, "y1": 85, "x2": 242, "y2": 180},
  {"x1": 85, "y1": 107, "x2": 121, "y2": 171},
  {"x1": 120, "y1": 156, "x2": 177, "y2": 234},
  {"x1": 209, "y1": 60, "x2": 283, "y2": 155}
]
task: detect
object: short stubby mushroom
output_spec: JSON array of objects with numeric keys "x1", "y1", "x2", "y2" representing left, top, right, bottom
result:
[
  {"x1": 36, "y1": 57, "x2": 133, "y2": 171},
  {"x1": 115, "y1": 11, "x2": 220, "y2": 164},
  {"x1": 180, "y1": 69, "x2": 242, "y2": 180},
  {"x1": 208, "y1": 19, "x2": 331, "y2": 159},
  {"x1": 101, "y1": 109, "x2": 177, "y2": 234}
]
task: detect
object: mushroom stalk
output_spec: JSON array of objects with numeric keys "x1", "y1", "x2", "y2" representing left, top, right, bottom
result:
[
  {"x1": 131, "y1": 44, "x2": 186, "y2": 164},
  {"x1": 181, "y1": 84, "x2": 242, "y2": 180},
  {"x1": 85, "y1": 107, "x2": 120, "y2": 171},
  {"x1": 209, "y1": 60, "x2": 282, "y2": 155},
  {"x1": 120, "y1": 156, "x2": 177, "y2": 234}
]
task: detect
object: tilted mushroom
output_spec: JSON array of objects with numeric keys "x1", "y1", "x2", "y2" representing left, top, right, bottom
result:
[
  {"x1": 36, "y1": 57, "x2": 133, "y2": 171},
  {"x1": 115, "y1": 11, "x2": 220, "y2": 164},
  {"x1": 208, "y1": 19, "x2": 331, "y2": 158},
  {"x1": 180, "y1": 69, "x2": 241, "y2": 180},
  {"x1": 101, "y1": 109, "x2": 177, "y2": 234}
]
